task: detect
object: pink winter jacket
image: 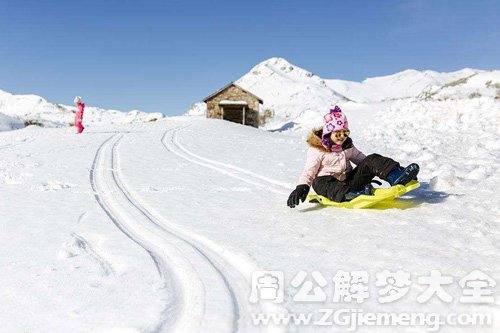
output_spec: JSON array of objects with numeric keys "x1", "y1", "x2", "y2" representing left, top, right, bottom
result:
[
  {"x1": 74, "y1": 103, "x2": 85, "y2": 124},
  {"x1": 298, "y1": 129, "x2": 366, "y2": 186}
]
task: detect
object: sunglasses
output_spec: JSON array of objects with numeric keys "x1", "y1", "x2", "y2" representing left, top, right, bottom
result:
[{"x1": 333, "y1": 131, "x2": 350, "y2": 139}]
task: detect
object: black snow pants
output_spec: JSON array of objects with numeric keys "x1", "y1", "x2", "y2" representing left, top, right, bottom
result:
[{"x1": 311, "y1": 153, "x2": 400, "y2": 202}]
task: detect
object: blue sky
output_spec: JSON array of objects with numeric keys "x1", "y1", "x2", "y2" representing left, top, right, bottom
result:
[{"x1": 0, "y1": 0, "x2": 498, "y2": 115}]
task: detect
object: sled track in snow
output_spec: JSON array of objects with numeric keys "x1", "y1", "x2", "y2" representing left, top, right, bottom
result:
[
  {"x1": 90, "y1": 134, "x2": 176, "y2": 333},
  {"x1": 91, "y1": 133, "x2": 277, "y2": 333},
  {"x1": 161, "y1": 125, "x2": 293, "y2": 195}
]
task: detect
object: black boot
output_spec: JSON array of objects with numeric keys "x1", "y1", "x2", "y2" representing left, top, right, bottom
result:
[
  {"x1": 343, "y1": 184, "x2": 374, "y2": 202},
  {"x1": 386, "y1": 163, "x2": 420, "y2": 186}
]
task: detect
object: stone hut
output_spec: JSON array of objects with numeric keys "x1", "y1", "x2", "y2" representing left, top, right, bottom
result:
[{"x1": 203, "y1": 82, "x2": 263, "y2": 128}]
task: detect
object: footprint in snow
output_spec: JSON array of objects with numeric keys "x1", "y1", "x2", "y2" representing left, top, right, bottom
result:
[
  {"x1": 34, "y1": 181, "x2": 77, "y2": 191},
  {"x1": 58, "y1": 233, "x2": 114, "y2": 277}
]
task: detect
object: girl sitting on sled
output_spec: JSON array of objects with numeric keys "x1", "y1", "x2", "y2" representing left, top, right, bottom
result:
[{"x1": 287, "y1": 106, "x2": 419, "y2": 208}]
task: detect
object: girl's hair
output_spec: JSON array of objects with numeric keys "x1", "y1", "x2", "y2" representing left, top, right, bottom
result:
[{"x1": 321, "y1": 132, "x2": 332, "y2": 150}]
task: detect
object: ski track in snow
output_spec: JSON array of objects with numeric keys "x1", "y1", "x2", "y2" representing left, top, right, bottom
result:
[
  {"x1": 91, "y1": 132, "x2": 282, "y2": 333},
  {"x1": 91, "y1": 134, "x2": 187, "y2": 333},
  {"x1": 161, "y1": 125, "x2": 293, "y2": 195}
]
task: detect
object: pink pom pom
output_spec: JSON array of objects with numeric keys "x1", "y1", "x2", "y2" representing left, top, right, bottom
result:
[{"x1": 330, "y1": 105, "x2": 342, "y2": 113}]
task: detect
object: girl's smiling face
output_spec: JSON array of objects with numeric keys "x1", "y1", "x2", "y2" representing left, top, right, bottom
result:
[{"x1": 330, "y1": 130, "x2": 350, "y2": 145}]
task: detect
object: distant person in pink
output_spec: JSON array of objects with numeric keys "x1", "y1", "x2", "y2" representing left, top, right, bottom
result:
[{"x1": 73, "y1": 96, "x2": 85, "y2": 134}]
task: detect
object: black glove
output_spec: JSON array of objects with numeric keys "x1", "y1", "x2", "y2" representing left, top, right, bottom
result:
[{"x1": 287, "y1": 184, "x2": 310, "y2": 208}]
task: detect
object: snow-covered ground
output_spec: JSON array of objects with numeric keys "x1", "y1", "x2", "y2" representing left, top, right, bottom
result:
[
  {"x1": 1, "y1": 107, "x2": 499, "y2": 332},
  {"x1": 1, "y1": 57, "x2": 499, "y2": 332}
]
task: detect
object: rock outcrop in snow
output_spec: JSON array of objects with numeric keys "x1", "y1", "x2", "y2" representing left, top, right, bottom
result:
[
  {"x1": 417, "y1": 71, "x2": 500, "y2": 101},
  {"x1": 326, "y1": 68, "x2": 481, "y2": 102}
]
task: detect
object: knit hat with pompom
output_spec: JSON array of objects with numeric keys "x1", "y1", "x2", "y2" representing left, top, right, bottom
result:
[{"x1": 321, "y1": 105, "x2": 349, "y2": 151}]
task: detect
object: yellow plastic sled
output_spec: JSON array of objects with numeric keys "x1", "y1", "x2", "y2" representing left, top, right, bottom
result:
[{"x1": 307, "y1": 180, "x2": 420, "y2": 209}]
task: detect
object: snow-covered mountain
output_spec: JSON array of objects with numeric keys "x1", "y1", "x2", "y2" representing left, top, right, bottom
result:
[
  {"x1": 417, "y1": 71, "x2": 500, "y2": 100},
  {"x1": 185, "y1": 57, "x2": 498, "y2": 132},
  {"x1": 236, "y1": 57, "x2": 350, "y2": 126},
  {"x1": 0, "y1": 89, "x2": 164, "y2": 131},
  {"x1": 326, "y1": 68, "x2": 481, "y2": 102}
]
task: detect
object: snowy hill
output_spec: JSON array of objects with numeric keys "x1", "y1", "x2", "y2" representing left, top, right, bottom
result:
[
  {"x1": 234, "y1": 57, "x2": 349, "y2": 129},
  {"x1": 326, "y1": 68, "x2": 481, "y2": 102},
  {"x1": 1, "y1": 116, "x2": 499, "y2": 332},
  {"x1": 0, "y1": 89, "x2": 164, "y2": 130},
  {"x1": 417, "y1": 70, "x2": 500, "y2": 100},
  {"x1": 184, "y1": 57, "x2": 349, "y2": 128},
  {"x1": 185, "y1": 58, "x2": 491, "y2": 131}
]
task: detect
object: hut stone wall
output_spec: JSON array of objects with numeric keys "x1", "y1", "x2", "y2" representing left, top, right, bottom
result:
[{"x1": 205, "y1": 84, "x2": 261, "y2": 127}]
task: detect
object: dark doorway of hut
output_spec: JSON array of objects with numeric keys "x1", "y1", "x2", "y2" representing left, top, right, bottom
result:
[{"x1": 222, "y1": 106, "x2": 247, "y2": 125}]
